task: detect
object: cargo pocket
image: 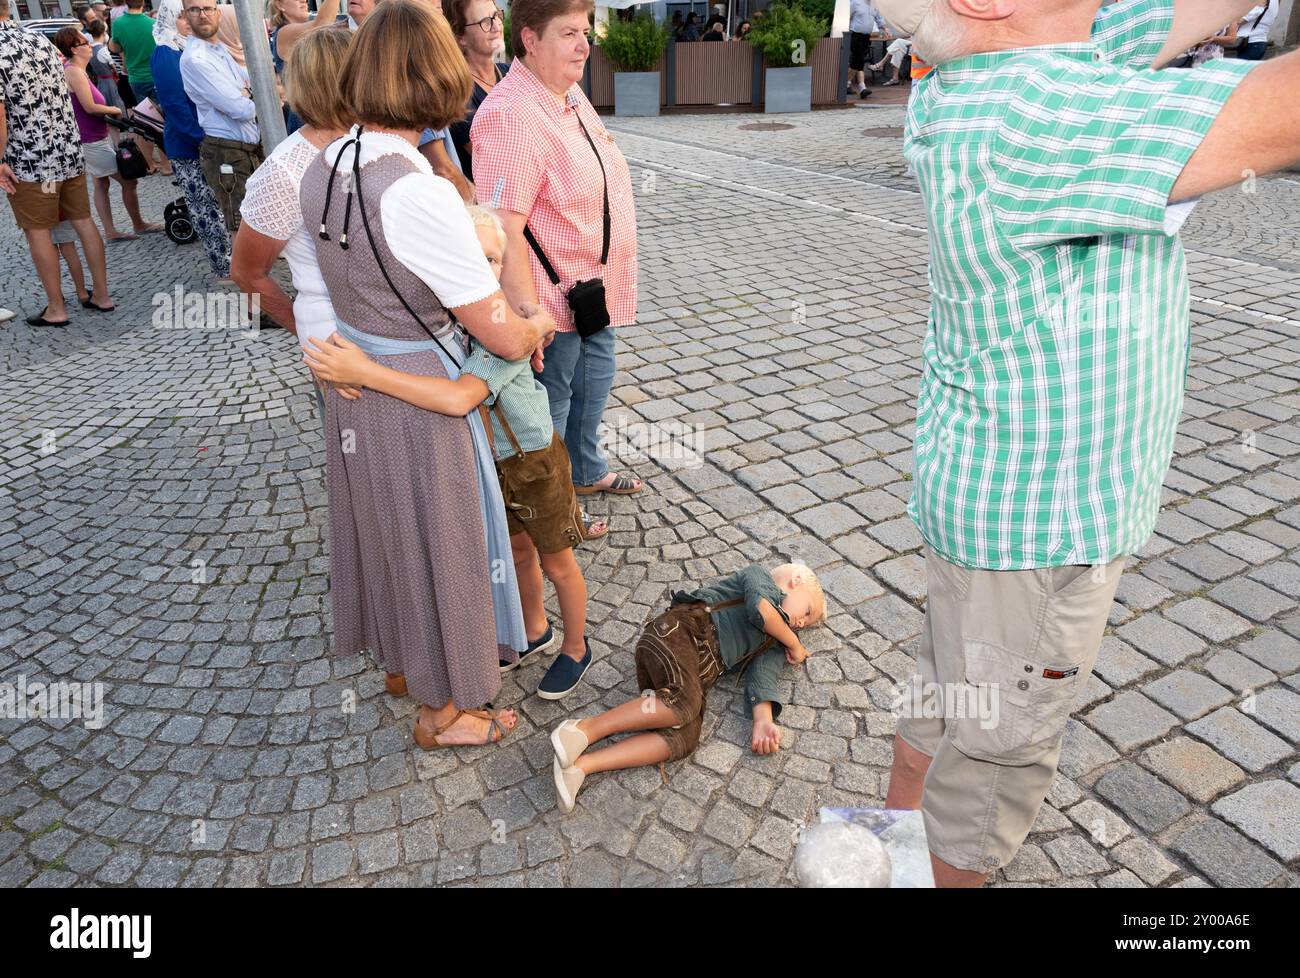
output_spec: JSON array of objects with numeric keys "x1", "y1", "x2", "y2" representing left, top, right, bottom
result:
[{"x1": 950, "y1": 640, "x2": 1083, "y2": 767}]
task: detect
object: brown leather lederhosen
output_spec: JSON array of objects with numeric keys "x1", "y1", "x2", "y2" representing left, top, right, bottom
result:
[
  {"x1": 633, "y1": 597, "x2": 776, "y2": 762},
  {"x1": 479, "y1": 402, "x2": 583, "y2": 554}
]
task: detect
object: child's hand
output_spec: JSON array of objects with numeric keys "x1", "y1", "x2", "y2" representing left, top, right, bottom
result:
[
  {"x1": 308, "y1": 366, "x2": 361, "y2": 401},
  {"x1": 751, "y1": 718, "x2": 781, "y2": 755},
  {"x1": 302, "y1": 332, "x2": 373, "y2": 388},
  {"x1": 785, "y1": 642, "x2": 810, "y2": 666}
]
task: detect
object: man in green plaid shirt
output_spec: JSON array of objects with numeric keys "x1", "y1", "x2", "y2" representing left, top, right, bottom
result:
[{"x1": 872, "y1": 0, "x2": 1300, "y2": 886}]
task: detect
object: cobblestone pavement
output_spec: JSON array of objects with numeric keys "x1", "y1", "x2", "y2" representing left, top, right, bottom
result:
[{"x1": 2, "y1": 105, "x2": 1298, "y2": 888}]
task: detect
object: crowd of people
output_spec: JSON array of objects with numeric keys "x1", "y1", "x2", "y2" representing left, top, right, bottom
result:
[
  {"x1": 669, "y1": 5, "x2": 750, "y2": 42},
  {"x1": 4, "y1": 0, "x2": 1298, "y2": 886},
  {"x1": 220, "y1": 0, "x2": 824, "y2": 806},
  {"x1": 0, "y1": 0, "x2": 829, "y2": 816}
]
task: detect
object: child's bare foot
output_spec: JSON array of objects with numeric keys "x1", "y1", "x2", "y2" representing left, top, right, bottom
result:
[
  {"x1": 414, "y1": 706, "x2": 517, "y2": 748},
  {"x1": 752, "y1": 719, "x2": 781, "y2": 755}
]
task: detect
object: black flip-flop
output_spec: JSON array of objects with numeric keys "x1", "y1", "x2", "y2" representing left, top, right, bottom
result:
[
  {"x1": 81, "y1": 297, "x2": 116, "y2": 312},
  {"x1": 26, "y1": 308, "x2": 69, "y2": 328}
]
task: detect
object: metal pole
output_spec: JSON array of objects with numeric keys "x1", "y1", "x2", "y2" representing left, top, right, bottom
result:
[{"x1": 228, "y1": 0, "x2": 287, "y2": 154}]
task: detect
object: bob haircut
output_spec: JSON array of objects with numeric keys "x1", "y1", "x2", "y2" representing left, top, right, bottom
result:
[
  {"x1": 341, "y1": 0, "x2": 472, "y2": 132},
  {"x1": 283, "y1": 27, "x2": 353, "y2": 132}
]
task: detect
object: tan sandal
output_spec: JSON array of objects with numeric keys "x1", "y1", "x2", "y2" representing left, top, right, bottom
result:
[
  {"x1": 385, "y1": 672, "x2": 407, "y2": 697},
  {"x1": 574, "y1": 472, "x2": 642, "y2": 496},
  {"x1": 413, "y1": 707, "x2": 513, "y2": 749}
]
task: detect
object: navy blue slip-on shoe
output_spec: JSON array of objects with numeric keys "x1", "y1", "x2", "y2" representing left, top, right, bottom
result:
[
  {"x1": 536, "y1": 639, "x2": 592, "y2": 701},
  {"x1": 501, "y1": 623, "x2": 558, "y2": 673}
]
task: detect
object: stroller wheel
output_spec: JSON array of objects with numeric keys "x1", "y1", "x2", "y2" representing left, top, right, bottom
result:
[{"x1": 166, "y1": 215, "x2": 196, "y2": 245}]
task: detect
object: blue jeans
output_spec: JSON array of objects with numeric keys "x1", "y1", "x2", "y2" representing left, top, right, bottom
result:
[
  {"x1": 132, "y1": 81, "x2": 156, "y2": 103},
  {"x1": 534, "y1": 327, "x2": 616, "y2": 486},
  {"x1": 1238, "y1": 41, "x2": 1268, "y2": 60}
]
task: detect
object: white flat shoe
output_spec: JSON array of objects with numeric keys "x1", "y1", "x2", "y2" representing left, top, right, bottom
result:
[
  {"x1": 553, "y1": 756, "x2": 585, "y2": 814},
  {"x1": 0, "y1": 308, "x2": 15, "y2": 324},
  {"x1": 551, "y1": 718, "x2": 589, "y2": 768}
]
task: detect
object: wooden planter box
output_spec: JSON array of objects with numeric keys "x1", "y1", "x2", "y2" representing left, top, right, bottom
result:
[{"x1": 675, "y1": 40, "x2": 753, "y2": 105}]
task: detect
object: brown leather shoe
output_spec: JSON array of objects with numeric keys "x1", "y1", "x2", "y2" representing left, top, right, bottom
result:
[{"x1": 385, "y1": 672, "x2": 407, "y2": 697}]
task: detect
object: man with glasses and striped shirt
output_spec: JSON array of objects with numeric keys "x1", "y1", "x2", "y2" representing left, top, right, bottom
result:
[{"x1": 872, "y1": 0, "x2": 1300, "y2": 887}]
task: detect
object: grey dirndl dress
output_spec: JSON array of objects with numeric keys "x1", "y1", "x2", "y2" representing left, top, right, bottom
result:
[{"x1": 300, "y1": 141, "x2": 525, "y2": 710}]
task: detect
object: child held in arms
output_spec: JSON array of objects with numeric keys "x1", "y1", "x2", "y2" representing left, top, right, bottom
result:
[{"x1": 550, "y1": 562, "x2": 825, "y2": 813}]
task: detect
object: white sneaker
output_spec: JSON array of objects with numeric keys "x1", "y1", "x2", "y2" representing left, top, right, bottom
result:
[
  {"x1": 553, "y1": 756, "x2": 586, "y2": 814},
  {"x1": 551, "y1": 718, "x2": 589, "y2": 768},
  {"x1": 0, "y1": 308, "x2": 14, "y2": 324}
]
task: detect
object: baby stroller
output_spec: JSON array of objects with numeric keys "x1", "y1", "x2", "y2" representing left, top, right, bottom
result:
[{"x1": 105, "y1": 108, "x2": 197, "y2": 246}]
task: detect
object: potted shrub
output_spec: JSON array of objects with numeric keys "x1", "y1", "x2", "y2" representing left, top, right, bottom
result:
[
  {"x1": 599, "y1": 14, "x2": 668, "y2": 117},
  {"x1": 746, "y1": 2, "x2": 827, "y2": 113}
]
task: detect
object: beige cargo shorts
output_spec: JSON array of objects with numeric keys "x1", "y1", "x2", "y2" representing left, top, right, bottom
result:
[{"x1": 897, "y1": 545, "x2": 1125, "y2": 874}]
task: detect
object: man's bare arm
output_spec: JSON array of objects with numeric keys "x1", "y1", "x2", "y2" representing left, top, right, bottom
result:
[
  {"x1": 1152, "y1": 0, "x2": 1257, "y2": 66},
  {"x1": 1171, "y1": 49, "x2": 1300, "y2": 201}
]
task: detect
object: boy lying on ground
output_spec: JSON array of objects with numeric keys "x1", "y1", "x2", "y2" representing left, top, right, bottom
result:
[{"x1": 550, "y1": 562, "x2": 826, "y2": 812}]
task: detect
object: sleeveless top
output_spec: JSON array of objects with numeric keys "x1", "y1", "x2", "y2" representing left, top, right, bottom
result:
[{"x1": 70, "y1": 72, "x2": 109, "y2": 144}]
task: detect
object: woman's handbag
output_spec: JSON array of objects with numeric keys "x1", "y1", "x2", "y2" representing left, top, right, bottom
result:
[
  {"x1": 115, "y1": 137, "x2": 149, "y2": 180},
  {"x1": 522, "y1": 99, "x2": 611, "y2": 340}
]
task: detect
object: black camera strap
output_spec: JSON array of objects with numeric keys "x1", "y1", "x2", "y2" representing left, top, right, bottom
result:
[
  {"x1": 1237, "y1": 1, "x2": 1273, "y2": 48},
  {"x1": 522, "y1": 94, "x2": 610, "y2": 286}
]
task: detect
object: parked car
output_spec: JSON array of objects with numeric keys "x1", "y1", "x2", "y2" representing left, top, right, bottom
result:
[{"x1": 20, "y1": 17, "x2": 79, "y2": 46}]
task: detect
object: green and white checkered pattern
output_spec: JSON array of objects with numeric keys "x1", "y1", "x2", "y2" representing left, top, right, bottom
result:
[
  {"x1": 903, "y1": 0, "x2": 1260, "y2": 570},
  {"x1": 461, "y1": 344, "x2": 555, "y2": 460}
]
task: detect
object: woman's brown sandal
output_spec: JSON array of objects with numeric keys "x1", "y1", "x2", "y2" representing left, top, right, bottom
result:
[
  {"x1": 574, "y1": 472, "x2": 642, "y2": 496},
  {"x1": 385, "y1": 673, "x2": 407, "y2": 697},
  {"x1": 413, "y1": 707, "x2": 513, "y2": 749}
]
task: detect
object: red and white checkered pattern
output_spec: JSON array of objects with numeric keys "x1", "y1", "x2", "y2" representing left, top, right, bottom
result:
[{"x1": 471, "y1": 59, "x2": 638, "y2": 334}]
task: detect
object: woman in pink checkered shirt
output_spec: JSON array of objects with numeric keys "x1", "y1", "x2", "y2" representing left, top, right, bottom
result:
[{"x1": 470, "y1": 0, "x2": 641, "y2": 511}]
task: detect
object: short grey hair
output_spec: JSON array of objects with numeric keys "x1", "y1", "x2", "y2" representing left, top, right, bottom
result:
[{"x1": 910, "y1": 0, "x2": 970, "y2": 65}]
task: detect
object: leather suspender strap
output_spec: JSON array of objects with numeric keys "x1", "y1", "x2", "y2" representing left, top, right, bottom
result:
[
  {"x1": 477, "y1": 404, "x2": 497, "y2": 456},
  {"x1": 701, "y1": 598, "x2": 777, "y2": 679},
  {"x1": 490, "y1": 400, "x2": 526, "y2": 458},
  {"x1": 468, "y1": 339, "x2": 526, "y2": 459}
]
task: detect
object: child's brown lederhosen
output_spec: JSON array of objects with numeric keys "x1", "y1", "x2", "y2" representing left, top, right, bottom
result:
[
  {"x1": 634, "y1": 598, "x2": 774, "y2": 762},
  {"x1": 481, "y1": 404, "x2": 584, "y2": 554}
]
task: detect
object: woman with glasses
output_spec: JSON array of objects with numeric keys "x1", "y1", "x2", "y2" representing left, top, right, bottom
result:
[
  {"x1": 53, "y1": 26, "x2": 162, "y2": 244},
  {"x1": 440, "y1": 0, "x2": 509, "y2": 179}
]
